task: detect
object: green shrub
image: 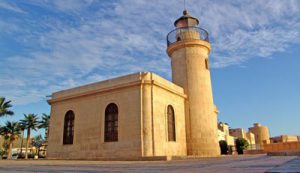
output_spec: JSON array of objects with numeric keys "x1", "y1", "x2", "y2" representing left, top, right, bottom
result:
[{"x1": 235, "y1": 138, "x2": 249, "y2": 154}]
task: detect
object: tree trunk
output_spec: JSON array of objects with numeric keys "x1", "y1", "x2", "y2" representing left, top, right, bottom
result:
[
  {"x1": 45, "y1": 128, "x2": 48, "y2": 141},
  {"x1": 25, "y1": 128, "x2": 31, "y2": 159},
  {"x1": 7, "y1": 141, "x2": 13, "y2": 160},
  {"x1": 20, "y1": 130, "x2": 24, "y2": 156},
  {"x1": 45, "y1": 128, "x2": 49, "y2": 158}
]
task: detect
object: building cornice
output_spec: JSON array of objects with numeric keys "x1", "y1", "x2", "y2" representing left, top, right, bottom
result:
[{"x1": 48, "y1": 77, "x2": 186, "y2": 104}]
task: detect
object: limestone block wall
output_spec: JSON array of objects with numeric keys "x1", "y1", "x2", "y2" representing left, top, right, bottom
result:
[
  {"x1": 47, "y1": 72, "x2": 187, "y2": 160},
  {"x1": 47, "y1": 86, "x2": 142, "y2": 160},
  {"x1": 141, "y1": 72, "x2": 187, "y2": 157},
  {"x1": 152, "y1": 84, "x2": 187, "y2": 156},
  {"x1": 168, "y1": 40, "x2": 220, "y2": 156}
]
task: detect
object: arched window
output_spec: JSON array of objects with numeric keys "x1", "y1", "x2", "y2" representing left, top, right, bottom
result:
[
  {"x1": 63, "y1": 110, "x2": 75, "y2": 145},
  {"x1": 167, "y1": 105, "x2": 176, "y2": 141},
  {"x1": 104, "y1": 103, "x2": 118, "y2": 142}
]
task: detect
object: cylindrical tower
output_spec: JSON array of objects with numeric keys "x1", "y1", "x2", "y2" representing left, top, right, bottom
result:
[
  {"x1": 166, "y1": 10, "x2": 220, "y2": 156},
  {"x1": 249, "y1": 123, "x2": 270, "y2": 148}
]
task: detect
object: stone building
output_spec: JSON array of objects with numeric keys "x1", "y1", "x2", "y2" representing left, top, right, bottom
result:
[
  {"x1": 229, "y1": 127, "x2": 256, "y2": 150},
  {"x1": 47, "y1": 10, "x2": 220, "y2": 160},
  {"x1": 246, "y1": 132, "x2": 256, "y2": 146},
  {"x1": 249, "y1": 123, "x2": 270, "y2": 149},
  {"x1": 218, "y1": 123, "x2": 235, "y2": 153},
  {"x1": 229, "y1": 128, "x2": 246, "y2": 139},
  {"x1": 218, "y1": 123, "x2": 234, "y2": 146}
]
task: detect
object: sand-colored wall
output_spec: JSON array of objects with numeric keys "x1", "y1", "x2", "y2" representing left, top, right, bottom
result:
[
  {"x1": 153, "y1": 83, "x2": 187, "y2": 156},
  {"x1": 246, "y1": 132, "x2": 256, "y2": 145},
  {"x1": 226, "y1": 135, "x2": 235, "y2": 146},
  {"x1": 47, "y1": 86, "x2": 142, "y2": 160},
  {"x1": 264, "y1": 141, "x2": 300, "y2": 152},
  {"x1": 167, "y1": 37, "x2": 220, "y2": 156},
  {"x1": 141, "y1": 73, "x2": 187, "y2": 157}
]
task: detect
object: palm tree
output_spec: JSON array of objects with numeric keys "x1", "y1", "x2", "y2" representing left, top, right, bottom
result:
[
  {"x1": 0, "y1": 97, "x2": 14, "y2": 117},
  {"x1": 0, "y1": 121, "x2": 21, "y2": 159},
  {"x1": 38, "y1": 113, "x2": 50, "y2": 140},
  {"x1": 20, "y1": 114, "x2": 39, "y2": 159}
]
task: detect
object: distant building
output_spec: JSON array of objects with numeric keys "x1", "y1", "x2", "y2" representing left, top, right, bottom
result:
[
  {"x1": 229, "y1": 128, "x2": 257, "y2": 150},
  {"x1": 218, "y1": 123, "x2": 235, "y2": 154},
  {"x1": 270, "y1": 135, "x2": 298, "y2": 143},
  {"x1": 264, "y1": 135, "x2": 300, "y2": 154},
  {"x1": 229, "y1": 128, "x2": 246, "y2": 139},
  {"x1": 249, "y1": 123, "x2": 270, "y2": 149},
  {"x1": 218, "y1": 123, "x2": 235, "y2": 146},
  {"x1": 245, "y1": 132, "x2": 256, "y2": 150}
]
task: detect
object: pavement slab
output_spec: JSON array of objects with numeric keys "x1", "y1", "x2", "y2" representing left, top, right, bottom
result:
[
  {"x1": 266, "y1": 157, "x2": 300, "y2": 173},
  {"x1": 0, "y1": 155, "x2": 299, "y2": 173}
]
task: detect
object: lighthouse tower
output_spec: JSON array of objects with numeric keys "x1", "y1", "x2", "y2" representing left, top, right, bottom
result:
[{"x1": 166, "y1": 10, "x2": 220, "y2": 156}]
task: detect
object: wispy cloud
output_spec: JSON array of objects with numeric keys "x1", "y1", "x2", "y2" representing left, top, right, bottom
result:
[
  {"x1": 200, "y1": 0, "x2": 300, "y2": 67},
  {"x1": 0, "y1": 1, "x2": 25, "y2": 13},
  {"x1": 0, "y1": 0, "x2": 300, "y2": 105},
  {"x1": 51, "y1": 0, "x2": 94, "y2": 11}
]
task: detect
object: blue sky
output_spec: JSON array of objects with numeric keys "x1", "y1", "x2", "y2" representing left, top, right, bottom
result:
[{"x1": 0, "y1": 0, "x2": 299, "y2": 137}]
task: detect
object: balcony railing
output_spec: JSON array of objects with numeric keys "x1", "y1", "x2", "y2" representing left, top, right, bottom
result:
[{"x1": 166, "y1": 27, "x2": 209, "y2": 46}]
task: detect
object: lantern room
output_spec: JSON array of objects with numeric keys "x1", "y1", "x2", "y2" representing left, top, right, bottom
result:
[{"x1": 174, "y1": 10, "x2": 199, "y2": 28}]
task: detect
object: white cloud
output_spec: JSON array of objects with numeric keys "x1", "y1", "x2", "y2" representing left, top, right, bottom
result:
[{"x1": 0, "y1": 0, "x2": 300, "y2": 105}]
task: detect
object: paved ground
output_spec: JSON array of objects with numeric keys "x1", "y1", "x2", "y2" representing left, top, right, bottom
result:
[{"x1": 0, "y1": 155, "x2": 299, "y2": 173}]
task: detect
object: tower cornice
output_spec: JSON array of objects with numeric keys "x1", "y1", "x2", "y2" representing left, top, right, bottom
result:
[{"x1": 167, "y1": 40, "x2": 211, "y2": 57}]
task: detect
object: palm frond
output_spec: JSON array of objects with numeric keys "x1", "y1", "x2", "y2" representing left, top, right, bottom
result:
[{"x1": 0, "y1": 97, "x2": 14, "y2": 117}]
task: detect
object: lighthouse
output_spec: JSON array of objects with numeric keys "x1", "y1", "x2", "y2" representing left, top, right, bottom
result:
[{"x1": 167, "y1": 10, "x2": 220, "y2": 156}]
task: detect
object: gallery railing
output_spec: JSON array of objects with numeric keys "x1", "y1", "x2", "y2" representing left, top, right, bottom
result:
[{"x1": 167, "y1": 27, "x2": 209, "y2": 46}]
